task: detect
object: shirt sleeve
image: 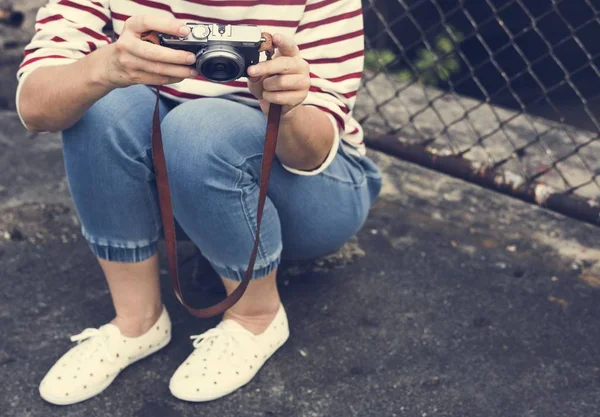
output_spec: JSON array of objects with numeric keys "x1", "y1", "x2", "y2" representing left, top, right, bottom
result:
[
  {"x1": 15, "y1": 0, "x2": 111, "y2": 126},
  {"x1": 285, "y1": 0, "x2": 364, "y2": 176}
]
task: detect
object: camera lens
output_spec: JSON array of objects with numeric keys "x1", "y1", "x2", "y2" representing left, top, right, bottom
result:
[
  {"x1": 196, "y1": 45, "x2": 245, "y2": 83},
  {"x1": 201, "y1": 57, "x2": 239, "y2": 82}
]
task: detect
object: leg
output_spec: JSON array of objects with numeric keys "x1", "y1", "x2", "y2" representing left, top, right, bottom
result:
[
  {"x1": 98, "y1": 256, "x2": 162, "y2": 336},
  {"x1": 162, "y1": 98, "x2": 381, "y2": 402},
  {"x1": 161, "y1": 98, "x2": 381, "y2": 330},
  {"x1": 41, "y1": 85, "x2": 174, "y2": 406},
  {"x1": 221, "y1": 269, "x2": 280, "y2": 334},
  {"x1": 161, "y1": 98, "x2": 282, "y2": 282},
  {"x1": 220, "y1": 144, "x2": 382, "y2": 331},
  {"x1": 266, "y1": 142, "x2": 383, "y2": 261},
  {"x1": 217, "y1": 121, "x2": 382, "y2": 333},
  {"x1": 161, "y1": 98, "x2": 283, "y2": 333},
  {"x1": 62, "y1": 84, "x2": 170, "y2": 336}
]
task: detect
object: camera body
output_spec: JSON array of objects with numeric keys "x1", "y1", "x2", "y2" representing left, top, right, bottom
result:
[{"x1": 158, "y1": 23, "x2": 264, "y2": 82}]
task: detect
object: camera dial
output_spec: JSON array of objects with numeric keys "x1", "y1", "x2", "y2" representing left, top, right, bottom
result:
[{"x1": 191, "y1": 25, "x2": 210, "y2": 39}]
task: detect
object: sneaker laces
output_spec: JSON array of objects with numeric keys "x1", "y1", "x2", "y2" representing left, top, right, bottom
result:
[
  {"x1": 69, "y1": 328, "x2": 116, "y2": 363},
  {"x1": 190, "y1": 326, "x2": 252, "y2": 366}
]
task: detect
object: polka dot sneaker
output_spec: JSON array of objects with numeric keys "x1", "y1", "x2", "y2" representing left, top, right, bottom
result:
[
  {"x1": 39, "y1": 305, "x2": 171, "y2": 405},
  {"x1": 169, "y1": 304, "x2": 289, "y2": 402}
]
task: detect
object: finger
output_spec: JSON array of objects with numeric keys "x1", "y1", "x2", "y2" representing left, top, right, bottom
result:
[
  {"x1": 126, "y1": 38, "x2": 196, "y2": 66},
  {"x1": 246, "y1": 79, "x2": 264, "y2": 99},
  {"x1": 262, "y1": 89, "x2": 308, "y2": 106},
  {"x1": 272, "y1": 33, "x2": 300, "y2": 57},
  {"x1": 124, "y1": 15, "x2": 191, "y2": 38},
  {"x1": 134, "y1": 72, "x2": 185, "y2": 86},
  {"x1": 263, "y1": 74, "x2": 310, "y2": 92},
  {"x1": 161, "y1": 76, "x2": 186, "y2": 85},
  {"x1": 246, "y1": 73, "x2": 264, "y2": 84},
  {"x1": 163, "y1": 77, "x2": 186, "y2": 85},
  {"x1": 123, "y1": 54, "x2": 198, "y2": 78},
  {"x1": 247, "y1": 56, "x2": 300, "y2": 78}
]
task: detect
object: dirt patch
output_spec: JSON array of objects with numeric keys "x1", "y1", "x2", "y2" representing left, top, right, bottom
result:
[
  {"x1": 0, "y1": 202, "x2": 79, "y2": 247},
  {"x1": 533, "y1": 232, "x2": 600, "y2": 289}
]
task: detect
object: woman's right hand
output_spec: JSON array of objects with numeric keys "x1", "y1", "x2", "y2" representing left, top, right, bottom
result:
[{"x1": 99, "y1": 15, "x2": 198, "y2": 89}]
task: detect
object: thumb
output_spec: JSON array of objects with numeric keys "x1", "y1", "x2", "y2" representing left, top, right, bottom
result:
[
  {"x1": 272, "y1": 33, "x2": 299, "y2": 57},
  {"x1": 246, "y1": 65, "x2": 264, "y2": 83}
]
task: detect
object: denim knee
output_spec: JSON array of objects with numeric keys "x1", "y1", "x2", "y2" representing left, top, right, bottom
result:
[
  {"x1": 159, "y1": 98, "x2": 282, "y2": 279},
  {"x1": 63, "y1": 85, "x2": 157, "y2": 166},
  {"x1": 161, "y1": 98, "x2": 267, "y2": 166},
  {"x1": 62, "y1": 85, "x2": 168, "y2": 263},
  {"x1": 160, "y1": 98, "x2": 272, "y2": 207}
]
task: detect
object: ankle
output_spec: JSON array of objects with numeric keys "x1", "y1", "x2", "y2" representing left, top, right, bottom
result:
[
  {"x1": 111, "y1": 304, "x2": 163, "y2": 338},
  {"x1": 223, "y1": 302, "x2": 280, "y2": 335}
]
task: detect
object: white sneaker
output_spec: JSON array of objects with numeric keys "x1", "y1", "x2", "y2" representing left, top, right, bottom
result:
[
  {"x1": 169, "y1": 304, "x2": 289, "y2": 402},
  {"x1": 39, "y1": 306, "x2": 172, "y2": 405}
]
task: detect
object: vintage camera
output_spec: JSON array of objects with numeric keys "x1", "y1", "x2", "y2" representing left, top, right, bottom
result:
[{"x1": 158, "y1": 23, "x2": 265, "y2": 83}]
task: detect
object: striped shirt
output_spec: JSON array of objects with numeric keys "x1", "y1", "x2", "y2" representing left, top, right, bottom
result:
[{"x1": 17, "y1": 0, "x2": 366, "y2": 174}]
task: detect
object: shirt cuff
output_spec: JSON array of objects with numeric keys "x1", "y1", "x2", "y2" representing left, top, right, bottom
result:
[{"x1": 280, "y1": 111, "x2": 341, "y2": 176}]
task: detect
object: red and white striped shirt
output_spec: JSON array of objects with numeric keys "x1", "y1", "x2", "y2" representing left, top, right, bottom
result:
[{"x1": 17, "y1": 0, "x2": 366, "y2": 174}]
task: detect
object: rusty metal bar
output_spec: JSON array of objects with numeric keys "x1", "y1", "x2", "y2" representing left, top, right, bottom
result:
[{"x1": 368, "y1": 136, "x2": 600, "y2": 227}]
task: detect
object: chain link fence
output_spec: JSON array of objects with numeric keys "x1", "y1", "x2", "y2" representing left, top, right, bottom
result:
[{"x1": 356, "y1": 0, "x2": 600, "y2": 226}]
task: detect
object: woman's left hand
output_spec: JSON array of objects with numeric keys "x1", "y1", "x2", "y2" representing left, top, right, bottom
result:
[{"x1": 246, "y1": 33, "x2": 310, "y2": 119}]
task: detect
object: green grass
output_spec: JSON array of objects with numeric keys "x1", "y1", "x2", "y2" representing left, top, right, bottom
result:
[{"x1": 364, "y1": 26, "x2": 464, "y2": 87}]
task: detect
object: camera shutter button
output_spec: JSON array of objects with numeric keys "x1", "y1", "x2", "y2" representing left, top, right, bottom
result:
[{"x1": 191, "y1": 25, "x2": 210, "y2": 39}]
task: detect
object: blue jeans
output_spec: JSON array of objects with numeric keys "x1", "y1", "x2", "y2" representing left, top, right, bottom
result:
[{"x1": 61, "y1": 85, "x2": 382, "y2": 280}]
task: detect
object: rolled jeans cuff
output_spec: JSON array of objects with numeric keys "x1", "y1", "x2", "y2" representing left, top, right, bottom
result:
[
  {"x1": 81, "y1": 225, "x2": 279, "y2": 279},
  {"x1": 209, "y1": 254, "x2": 282, "y2": 281},
  {"x1": 82, "y1": 226, "x2": 158, "y2": 263}
]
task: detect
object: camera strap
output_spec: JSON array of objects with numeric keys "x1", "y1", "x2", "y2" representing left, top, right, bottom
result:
[{"x1": 144, "y1": 31, "x2": 281, "y2": 318}]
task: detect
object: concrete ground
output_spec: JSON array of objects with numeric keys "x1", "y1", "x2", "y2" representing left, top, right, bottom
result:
[{"x1": 1, "y1": 109, "x2": 600, "y2": 417}]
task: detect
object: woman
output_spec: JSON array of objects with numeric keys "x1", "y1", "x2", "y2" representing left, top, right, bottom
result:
[{"x1": 17, "y1": 0, "x2": 381, "y2": 405}]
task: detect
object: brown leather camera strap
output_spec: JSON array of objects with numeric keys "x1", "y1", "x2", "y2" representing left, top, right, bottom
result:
[{"x1": 144, "y1": 31, "x2": 281, "y2": 318}]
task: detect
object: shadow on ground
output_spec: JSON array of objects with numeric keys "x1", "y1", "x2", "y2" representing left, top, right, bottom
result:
[{"x1": 1, "y1": 111, "x2": 600, "y2": 417}]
